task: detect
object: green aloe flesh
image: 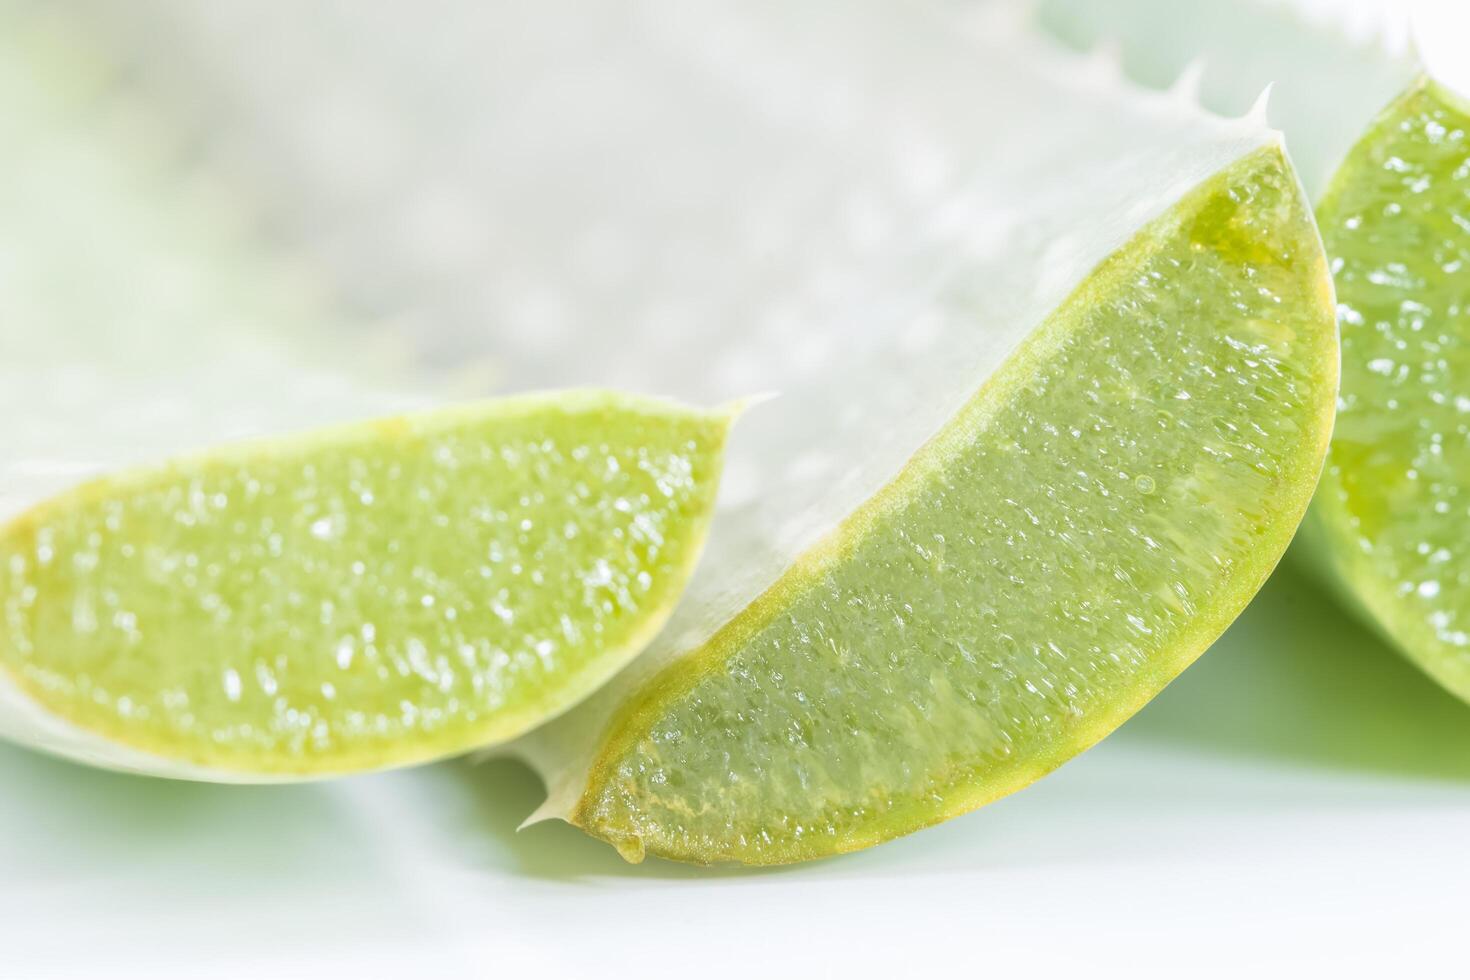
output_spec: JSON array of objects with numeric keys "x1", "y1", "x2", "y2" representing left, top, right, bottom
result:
[
  {"x1": 572, "y1": 146, "x2": 1338, "y2": 866},
  {"x1": 1304, "y1": 79, "x2": 1470, "y2": 702},
  {"x1": 0, "y1": 392, "x2": 732, "y2": 776}
]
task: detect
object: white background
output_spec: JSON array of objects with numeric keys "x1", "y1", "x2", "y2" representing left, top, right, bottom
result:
[{"x1": 4, "y1": 2, "x2": 1470, "y2": 977}]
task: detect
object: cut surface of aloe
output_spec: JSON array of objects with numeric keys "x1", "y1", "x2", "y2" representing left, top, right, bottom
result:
[
  {"x1": 1302, "y1": 79, "x2": 1470, "y2": 701},
  {"x1": 553, "y1": 146, "x2": 1336, "y2": 865},
  {"x1": 0, "y1": 394, "x2": 731, "y2": 777}
]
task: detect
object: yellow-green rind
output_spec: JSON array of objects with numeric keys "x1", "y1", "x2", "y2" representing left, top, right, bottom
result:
[
  {"x1": 0, "y1": 389, "x2": 736, "y2": 777},
  {"x1": 1301, "y1": 76, "x2": 1470, "y2": 703},
  {"x1": 572, "y1": 145, "x2": 1338, "y2": 866}
]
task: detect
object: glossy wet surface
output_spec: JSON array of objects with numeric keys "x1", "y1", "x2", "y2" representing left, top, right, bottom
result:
[{"x1": 579, "y1": 147, "x2": 1337, "y2": 863}]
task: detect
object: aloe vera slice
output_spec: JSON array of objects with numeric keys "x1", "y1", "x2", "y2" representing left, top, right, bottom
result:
[
  {"x1": 529, "y1": 146, "x2": 1336, "y2": 865},
  {"x1": 1301, "y1": 79, "x2": 1470, "y2": 701},
  {"x1": 0, "y1": 395, "x2": 731, "y2": 778},
  {"x1": 0, "y1": 10, "x2": 731, "y2": 778}
]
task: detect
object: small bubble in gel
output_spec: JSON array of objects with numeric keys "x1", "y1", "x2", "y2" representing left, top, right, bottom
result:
[{"x1": 222, "y1": 669, "x2": 243, "y2": 702}]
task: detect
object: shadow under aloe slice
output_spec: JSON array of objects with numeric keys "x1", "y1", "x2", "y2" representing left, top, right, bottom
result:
[
  {"x1": 0, "y1": 391, "x2": 733, "y2": 779},
  {"x1": 1301, "y1": 78, "x2": 1470, "y2": 702},
  {"x1": 564, "y1": 146, "x2": 1337, "y2": 866}
]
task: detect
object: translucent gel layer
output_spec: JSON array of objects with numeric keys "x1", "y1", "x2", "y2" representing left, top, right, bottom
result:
[
  {"x1": 576, "y1": 147, "x2": 1336, "y2": 865},
  {"x1": 0, "y1": 393, "x2": 730, "y2": 774}
]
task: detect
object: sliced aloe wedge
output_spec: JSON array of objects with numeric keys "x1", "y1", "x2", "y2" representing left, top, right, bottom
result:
[
  {"x1": 1301, "y1": 79, "x2": 1470, "y2": 701},
  {"x1": 525, "y1": 146, "x2": 1336, "y2": 865},
  {"x1": 0, "y1": 10, "x2": 731, "y2": 778},
  {"x1": 0, "y1": 394, "x2": 731, "y2": 778}
]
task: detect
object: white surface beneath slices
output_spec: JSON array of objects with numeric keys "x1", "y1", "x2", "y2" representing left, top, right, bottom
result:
[{"x1": 3, "y1": 569, "x2": 1469, "y2": 979}]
